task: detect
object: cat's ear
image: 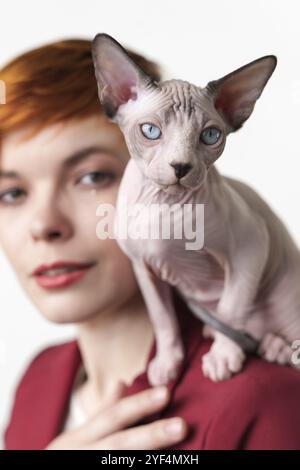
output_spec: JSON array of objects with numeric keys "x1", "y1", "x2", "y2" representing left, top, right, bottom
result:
[
  {"x1": 92, "y1": 34, "x2": 156, "y2": 119},
  {"x1": 204, "y1": 55, "x2": 277, "y2": 132}
]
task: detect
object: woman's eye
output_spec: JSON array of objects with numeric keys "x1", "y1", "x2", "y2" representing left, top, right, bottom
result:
[
  {"x1": 200, "y1": 127, "x2": 221, "y2": 145},
  {"x1": 140, "y1": 123, "x2": 162, "y2": 140},
  {"x1": 0, "y1": 188, "x2": 26, "y2": 205},
  {"x1": 76, "y1": 171, "x2": 115, "y2": 186}
]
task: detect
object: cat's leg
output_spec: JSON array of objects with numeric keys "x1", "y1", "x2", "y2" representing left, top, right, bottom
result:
[
  {"x1": 257, "y1": 264, "x2": 300, "y2": 368},
  {"x1": 215, "y1": 216, "x2": 270, "y2": 327},
  {"x1": 201, "y1": 221, "x2": 270, "y2": 381},
  {"x1": 132, "y1": 261, "x2": 184, "y2": 386},
  {"x1": 187, "y1": 303, "x2": 246, "y2": 380},
  {"x1": 202, "y1": 313, "x2": 296, "y2": 379},
  {"x1": 201, "y1": 304, "x2": 270, "y2": 380},
  {"x1": 202, "y1": 331, "x2": 246, "y2": 381}
]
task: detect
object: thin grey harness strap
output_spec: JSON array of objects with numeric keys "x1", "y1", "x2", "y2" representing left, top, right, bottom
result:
[{"x1": 185, "y1": 299, "x2": 260, "y2": 355}]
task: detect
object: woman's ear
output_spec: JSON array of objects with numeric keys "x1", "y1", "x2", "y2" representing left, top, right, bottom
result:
[
  {"x1": 92, "y1": 33, "x2": 155, "y2": 119},
  {"x1": 204, "y1": 55, "x2": 277, "y2": 132}
]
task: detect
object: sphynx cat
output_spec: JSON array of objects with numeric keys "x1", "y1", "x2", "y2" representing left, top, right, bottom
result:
[{"x1": 92, "y1": 34, "x2": 300, "y2": 386}]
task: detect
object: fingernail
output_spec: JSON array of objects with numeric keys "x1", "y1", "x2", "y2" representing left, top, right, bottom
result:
[
  {"x1": 151, "y1": 386, "x2": 168, "y2": 402},
  {"x1": 164, "y1": 418, "x2": 184, "y2": 435}
]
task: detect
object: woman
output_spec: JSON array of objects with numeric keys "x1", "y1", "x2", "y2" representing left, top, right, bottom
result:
[{"x1": 1, "y1": 39, "x2": 300, "y2": 450}]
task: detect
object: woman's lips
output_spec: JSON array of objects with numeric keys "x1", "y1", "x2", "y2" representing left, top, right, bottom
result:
[{"x1": 32, "y1": 261, "x2": 96, "y2": 289}]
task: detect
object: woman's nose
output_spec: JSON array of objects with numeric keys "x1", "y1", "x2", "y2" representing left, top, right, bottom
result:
[{"x1": 30, "y1": 205, "x2": 73, "y2": 242}]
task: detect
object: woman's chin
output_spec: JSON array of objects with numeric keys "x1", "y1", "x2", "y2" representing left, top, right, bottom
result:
[{"x1": 29, "y1": 293, "x2": 104, "y2": 324}]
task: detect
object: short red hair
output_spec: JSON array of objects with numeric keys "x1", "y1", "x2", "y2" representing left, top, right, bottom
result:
[{"x1": 0, "y1": 38, "x2": 161, "y2": 142}]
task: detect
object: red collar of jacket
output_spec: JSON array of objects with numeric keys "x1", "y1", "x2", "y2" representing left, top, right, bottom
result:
[{"x1": 5, "y1": 290, "x2": 204, "y2": 450}]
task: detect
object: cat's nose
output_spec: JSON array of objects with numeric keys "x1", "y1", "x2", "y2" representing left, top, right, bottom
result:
[{"x1": 170, "y1": 162, "x2": 192, "y2": 179}]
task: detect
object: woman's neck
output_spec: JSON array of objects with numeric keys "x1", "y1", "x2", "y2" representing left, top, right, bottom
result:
[{"x1": 75, "y1": 291, "x2": 154, "y2": 414}]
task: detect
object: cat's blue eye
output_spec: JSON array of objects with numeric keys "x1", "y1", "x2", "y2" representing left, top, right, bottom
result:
[
  {"x1": 200, "y1": 127, "x2": 221, "y2": 145},
  {"x1": 140, "y1": 123, "x2": 162, "y2": 140}
]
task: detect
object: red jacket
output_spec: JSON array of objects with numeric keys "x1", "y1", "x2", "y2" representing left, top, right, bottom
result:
[{"x1": 4, "y1": 292, "x2": 300, "y2": 450}]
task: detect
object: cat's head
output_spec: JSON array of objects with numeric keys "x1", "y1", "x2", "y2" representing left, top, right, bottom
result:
[{"x1": 92, "y1": 34, "x2": 276, "y2": 195}]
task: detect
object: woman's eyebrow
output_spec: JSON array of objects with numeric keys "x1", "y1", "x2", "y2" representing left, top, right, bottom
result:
[
  {"x1": 0, "y1": 146, "x2": 117, "y2": 180},
  {"x1": 63, "y1": 145, "x2": 117, "y2": 169},
  {"x1": 0, "y1": 171, "x2": 19, "y2": 180}
]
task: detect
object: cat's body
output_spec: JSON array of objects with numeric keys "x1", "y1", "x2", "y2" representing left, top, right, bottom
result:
[
  {"x1": 92, "y1": 34, "x2": 300, "y2": 384},
  {"x1": 115, "y1": 154, "x2": 300, "y2": 382}
]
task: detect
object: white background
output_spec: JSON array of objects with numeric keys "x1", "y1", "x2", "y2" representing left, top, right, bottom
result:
[{"x1": 1, "y1": 0, "x2": 300, "y2": 448}]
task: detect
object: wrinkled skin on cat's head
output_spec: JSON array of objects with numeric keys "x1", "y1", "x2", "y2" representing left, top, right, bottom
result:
[{"x1": 92, "y1": 34, "x2": 276, "y2": 195}]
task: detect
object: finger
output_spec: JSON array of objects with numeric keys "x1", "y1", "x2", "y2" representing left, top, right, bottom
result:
[
  {"x1": 95, "y1": 417, "x2": 188, "y2": 450},
  {"x1": 97, "y1": 380, "x2": 128, "y2": 411},
  {"x1": 79, "y1": 386, "x2": 170, "y2": 443}
]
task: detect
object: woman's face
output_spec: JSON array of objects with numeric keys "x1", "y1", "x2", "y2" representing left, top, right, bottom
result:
[{"x1": 0, "y1": 114, "x2": 140, "y2": 323}]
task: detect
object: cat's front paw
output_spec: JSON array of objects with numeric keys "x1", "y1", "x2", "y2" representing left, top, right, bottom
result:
[
  {"x1": 147, "y1": 347, "x2": 185, "y2": 386},
  {"x1": 202, "y1": 338, "x2": 246, "y2": 382}
]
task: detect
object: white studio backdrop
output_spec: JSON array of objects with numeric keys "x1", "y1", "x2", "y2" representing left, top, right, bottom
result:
[{"x1": 0, "y1": 0, "x2": 299, "y2": 447}]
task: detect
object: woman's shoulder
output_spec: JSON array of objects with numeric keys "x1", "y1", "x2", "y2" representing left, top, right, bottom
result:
[
  {"x1": 189, "y1": 338, "x2": 300, "y2": 417},
  {"x1": 173, "y1": 339, "x2": 300, "y2": 449},
  {"x1": 11, "y1": 339, "x2": 78, "y2": 395},
  {"x1": 4, "y1": 339, "x2": 80, "y2": 450},
  {"x1": 170, "y1": 298, "x2": 300, "y2": 448},
  {"x1": 22, "y1": 339, "x2": 78, "y2": 375}
]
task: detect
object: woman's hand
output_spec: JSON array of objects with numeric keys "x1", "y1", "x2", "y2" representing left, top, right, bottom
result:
[{"x1": 46, "y1": 381, "x2": 188, "y2": 450}]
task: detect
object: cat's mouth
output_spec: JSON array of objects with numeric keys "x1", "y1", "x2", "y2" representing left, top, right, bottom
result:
[
  {"x1": 162, "y1": 182, "x2": 188, "y2": 195},
  {"x1": 150, "y1": 178, "x2": 195, "y2": 195}
]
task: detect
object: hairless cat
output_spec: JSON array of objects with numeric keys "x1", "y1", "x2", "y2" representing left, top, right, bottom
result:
[{"x1": 92, "y1": 34, "x2": 300, "y2": 385}]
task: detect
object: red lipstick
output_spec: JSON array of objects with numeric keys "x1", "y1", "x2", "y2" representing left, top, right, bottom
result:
[{"x1": 32, "y1": 260, "x2": 96, "y2": 289}]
